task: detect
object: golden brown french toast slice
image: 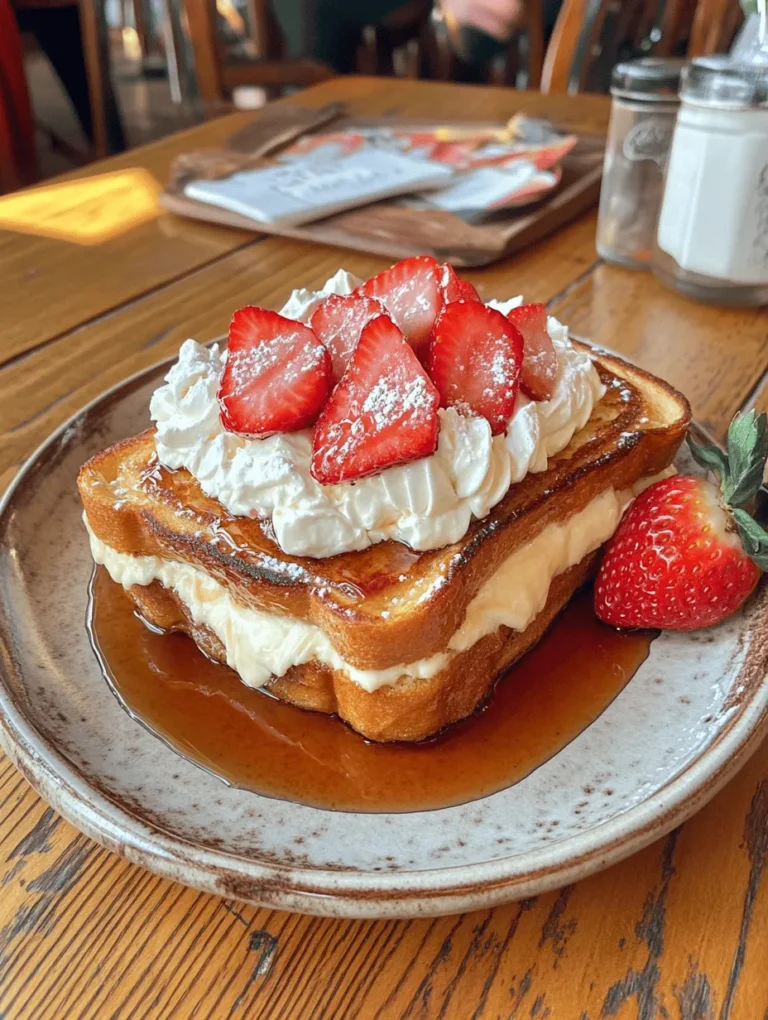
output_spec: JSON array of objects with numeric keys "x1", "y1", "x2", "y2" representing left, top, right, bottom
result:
[{"x1": 79, "y1": 345, "x2": 690, "y2": 675}]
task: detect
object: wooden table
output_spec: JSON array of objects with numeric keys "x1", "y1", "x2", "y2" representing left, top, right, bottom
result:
[{"x1": 1, "y1": 76, "x2": 767, "y2": 1020}]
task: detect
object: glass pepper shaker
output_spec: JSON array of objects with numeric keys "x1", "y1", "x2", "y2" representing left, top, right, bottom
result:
[
  {"x1": 596, "y1": 59, "x2": 684, "y2": 269},
  {"x1": 654, "y1": 57, "x2": 768, "y2": 306}
]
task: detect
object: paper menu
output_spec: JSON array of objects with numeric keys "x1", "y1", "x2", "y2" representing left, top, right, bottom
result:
[
  {"x1": 281, "y1": 123, "x2": 577, "y2": 174},
  {"x1": 184, "y1": 148, "x2": 454, "y2": 227},
  {"x1": 421, "y1": 162, "x2": 560, "y2": 216},
  {"x1": 276, "y1": 121, "x2": 576, "y2": 219}
]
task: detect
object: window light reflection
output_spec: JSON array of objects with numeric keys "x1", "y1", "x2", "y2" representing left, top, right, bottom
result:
[{"x1": 0, "y1": 168, "x2": 161, "y2": 246}]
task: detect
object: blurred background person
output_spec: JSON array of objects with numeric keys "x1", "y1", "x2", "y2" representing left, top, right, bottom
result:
[{"x1": 271, "y1": 0, "x2": 540, "y2": 79}]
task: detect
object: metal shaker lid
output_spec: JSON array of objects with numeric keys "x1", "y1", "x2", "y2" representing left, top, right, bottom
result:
[
  {"x1": 681, "y1": 55, "x2": 768, "y2": 108},
  {"x1": 610, "y1": 58, "x2": 686, "y2": 101}
]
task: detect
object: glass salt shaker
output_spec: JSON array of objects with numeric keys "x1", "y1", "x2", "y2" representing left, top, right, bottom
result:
[
  {"x1": 654, "y1": 57, "x2": 768, "y2": 305},
  {"x1": 596, "y1": 59, "x2": 684, "y2": 269}
]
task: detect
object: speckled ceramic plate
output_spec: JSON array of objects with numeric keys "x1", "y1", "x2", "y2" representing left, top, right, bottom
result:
[{"x1": 2, "y1": 357, "x2": 768, "y2": 919}]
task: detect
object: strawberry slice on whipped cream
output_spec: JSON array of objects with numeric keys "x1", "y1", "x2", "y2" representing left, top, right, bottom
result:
[
  {"x1": 150, "y1": 262, "x2": 606, "y2": 558},
  {"x1": 355, "y1": 255, "x2": 443, "y2": 363},
  {"x1": 311, "y1": 315, "x2": 440, "y2": 484},
  {"x1": 310, "y1": 292, "x2": 382, "y2": 383},
  {"x1": 429, "y1": 302, "x2": 524, "y2": 436},
  {"x1": 218, "y1": 307, "x2": 331, "y2": 437}
]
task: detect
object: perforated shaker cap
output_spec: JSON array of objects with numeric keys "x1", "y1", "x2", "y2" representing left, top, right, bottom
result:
[
  {"x1": 682, "y1": 55, "x2": 768, "y2": 108},
  {"x1": 610, "y1": 58, "x2": 685, "y2": 101}
]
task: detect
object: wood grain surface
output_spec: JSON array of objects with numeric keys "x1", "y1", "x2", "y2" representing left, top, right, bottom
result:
[
  {"x1": 0, "y1": 111, "x2": 256, "y2": 363},
  {"x1": 2, "y1": 78, "x2": 768, "y2": 1020}
]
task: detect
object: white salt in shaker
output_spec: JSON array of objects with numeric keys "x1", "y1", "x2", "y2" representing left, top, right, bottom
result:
[
  {"x1": 654, "y1": 57, "x2": 768, "y2": 305},
  {"x1": 596, "y1": 59, "x2": 683, "y2": 269}
]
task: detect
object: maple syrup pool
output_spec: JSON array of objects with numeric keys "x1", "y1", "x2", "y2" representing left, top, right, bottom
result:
[{"x1": 88, "y1": 567, "x2": 653, "y2": 812}]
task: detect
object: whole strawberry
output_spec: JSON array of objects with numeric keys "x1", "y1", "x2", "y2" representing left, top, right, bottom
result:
[{"x1": 595, "y1": 411, "x2": 768, "y2": 631}]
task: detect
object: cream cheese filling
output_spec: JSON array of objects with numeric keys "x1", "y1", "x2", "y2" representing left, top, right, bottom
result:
[{"x1": 85, "y1": 474, "x2": 662, "y2": 694}]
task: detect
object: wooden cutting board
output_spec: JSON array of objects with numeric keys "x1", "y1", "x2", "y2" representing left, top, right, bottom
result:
[{"x1": 159, "y1": 103, "x2": 605, "y2": 268}]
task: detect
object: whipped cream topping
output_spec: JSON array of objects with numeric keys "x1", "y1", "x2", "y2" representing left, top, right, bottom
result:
[
  {"x1": 150, "y1": 273, "x2": 606, "y2": 558},
  {"x1": 87, "y1": 476, "x2": 656, "y2": 693},
  {"x1": 279, "y1": 268, "x2": 360, "y2": 321}
]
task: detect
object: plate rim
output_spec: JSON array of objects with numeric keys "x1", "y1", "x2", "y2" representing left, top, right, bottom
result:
[{"x1": 2, "y1": 352, "x2": 768, "y2": 918}]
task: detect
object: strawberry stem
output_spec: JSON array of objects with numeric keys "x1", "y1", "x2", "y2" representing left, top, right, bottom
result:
[{"x1": 687, "y1": 410, "x2": 768, "y2": 572}]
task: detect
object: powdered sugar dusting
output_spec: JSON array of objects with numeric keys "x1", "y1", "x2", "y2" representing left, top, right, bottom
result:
[
  {"x1": 479, "y1": 341, "x2": 520, "y2": 403},
  {"x1": 228, "y1": 345, "x2": 279, "y2": 394},
  {"x1": 311, "y1": 315, "x2": 441, "y2": 481},
  {"x1": 228, "y1": 326, "x2": 324, "y2": 396},
  {"x1": 313, "y1": 363, "x2": 439, "y2": 477},
  {"x1": 253, "y1": 551, "x2": 314, "y2": 582},
  {"x1": 362, "y1": 369, "x2": 435, "y2": 433},
  {"x1": 490, "y1": 349, "x2": 508, "y2": 385}
]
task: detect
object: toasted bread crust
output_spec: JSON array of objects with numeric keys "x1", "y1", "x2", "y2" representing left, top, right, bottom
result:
[{"x1": 79, "y1": 345, "x2": 690, "y2": 672}]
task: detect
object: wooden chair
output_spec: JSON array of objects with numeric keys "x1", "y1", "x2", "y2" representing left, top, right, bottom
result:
[
  {"x1": 77, "y1": 0, "x2": 114, "y2": 155},
  {"x1": 356, "y1": 0, "x2": 434, "y2": 77},
  {"x1": 183, "y1": 0, "x2": 334, "y2": 102},
  {"x1": 13, "y1": 0, "x2": 121, "y2": 157},
  {"x1": 493, "y1": 1, "x2": 545, "y2": 88},
  {"x1": 519, "y1": 1, "x2": 545, "y2": 89},
  {"x1": 127, "y1": 0, "x2": 151, "y2": 61},
  {"x1": 541, "y1": 0, "x2": 745, "y2": 94},
  {"x1": 183, "y1": 0, "x2": 456, "y2": 101},
  {"x1": 0, "y1": 0, "x2": 37, "y2": 191},
  {"x1": 423, "y1": 0, "x2": 545, "y2": 89},
  {"x1": 688, "y1": 0, "x2": 745, "y2": 55}
]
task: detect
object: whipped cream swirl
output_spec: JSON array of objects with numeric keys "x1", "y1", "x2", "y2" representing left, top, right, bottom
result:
[{"x1": 150, "y1": 273, "x2": 606, "y2": 558}]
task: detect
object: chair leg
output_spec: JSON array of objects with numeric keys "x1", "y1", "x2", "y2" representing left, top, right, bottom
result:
[
  {"x1": 78, "y1": 0, "x2": 107, "y2": 154},
  {"x1": 132, "y1": 0, "x2": 151, "y2": 57},
  {"x1": 184, "y1": 0, "x2": 226, "y2": 101},
  {"x1": 419, "y1": 14, "x2": 457, "y2": 80},
  {"x1": 71, "y1": 0, "x2": 126, "y2": 155}
]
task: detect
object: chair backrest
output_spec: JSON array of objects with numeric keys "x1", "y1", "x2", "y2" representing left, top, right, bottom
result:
[
  {"x1": 424, "y1": 0, "x2": 545, "y2": 89},
  {"x1": 500, "y1": 0, "x2": 546, "y2": 88},
  {"x1": 541, "y1": 0, "x2": 745, "y2": 94},
  {"x1": 183, "y1": 0, "x2": 333, "y2": 102},
  {"x1": 688, "y1": 0, "x2": 745, "y2": 55}
]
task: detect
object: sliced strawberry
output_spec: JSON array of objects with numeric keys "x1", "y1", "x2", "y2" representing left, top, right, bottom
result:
[
  {"x1": 439, "y1": 263, "x2": 481, "y2": 304},
  {"x1": 429, "y1": 302, "x2": 524, "y2": 435},
  {"x1": 310, "y1": 293, "x2": 382, "y2": 383},
  {"x1": 311, "y1": 315, "x2": 440, "y2": 484},
  {"x1": 357, "y1": 256, "x2": 443, "y2": 361},
  {"x1": 218, "y1": 307, "x2": 331, "y2": 437},
  {"x1": 506, "y1": 303, "x2": 558, "y2": 402}
]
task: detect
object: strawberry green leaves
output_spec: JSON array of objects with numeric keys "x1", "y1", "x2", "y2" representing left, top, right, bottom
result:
[
  {"x1": 723, "y1": 410, "x2": 768, "y2": 507},
  {"x1": 686, "y1": 410, "x2": 768, "y2": 573},
  {"x1": 687, "y1": 431, "x2": 729, "y2": 479},
  {"x1": 687, "y1": 410, "x2": 768, "y2": 507}
]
